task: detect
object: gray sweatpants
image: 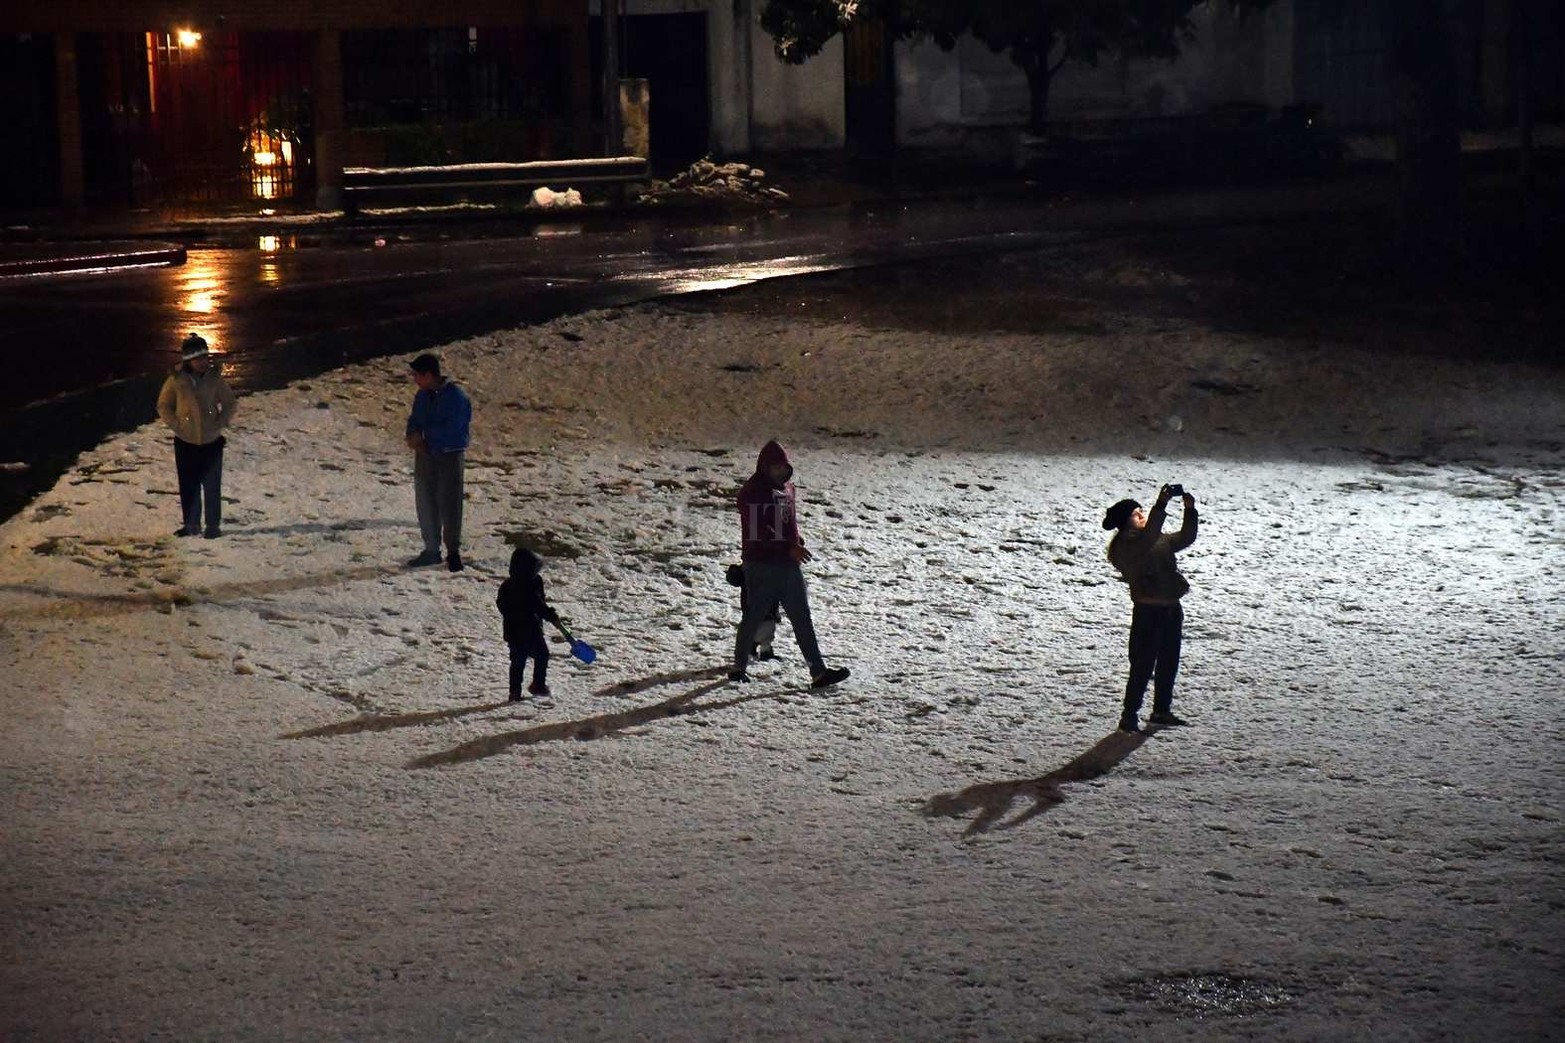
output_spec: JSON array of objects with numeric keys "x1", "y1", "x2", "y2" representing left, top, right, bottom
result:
[
  {"x1": 414, "y1": 449, "x2": 464, "y2": 557},
  {"x1": 734, "y1": 560, "x2": 824, "y2": 673}
]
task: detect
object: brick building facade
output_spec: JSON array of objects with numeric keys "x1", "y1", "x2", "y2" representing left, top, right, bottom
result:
[{"x1": 3, "y1": 1, "x2": 594, "y2": 209}]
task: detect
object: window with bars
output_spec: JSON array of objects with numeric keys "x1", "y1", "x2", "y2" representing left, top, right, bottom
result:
[
  {"x1": 77, "y1": 30, "x2": 311, "y2": 205},
  {"x1": 342, "y1": 27, "x2": 571, "y2": 128}
]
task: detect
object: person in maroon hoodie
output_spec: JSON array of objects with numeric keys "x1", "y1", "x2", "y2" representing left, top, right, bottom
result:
[{"x1": 730, "y1": 441, "x2": 850, "y2": 689}]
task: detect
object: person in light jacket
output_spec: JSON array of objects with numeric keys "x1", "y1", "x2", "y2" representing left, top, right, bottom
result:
[{"x1": 156, "y1": 334, "x2": 237, "y2": 538}]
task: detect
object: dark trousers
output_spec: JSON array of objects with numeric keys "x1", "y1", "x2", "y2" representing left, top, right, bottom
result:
[
  {"x1": 734, "y1": 560, "x2": 824, "y2": 673},
  {"x1": 174, "y1": 436, "x2": 224, "y2": 535},
  {"x1": 414, "y1": 450, "x2": 464, "y2": 556},
  {"x1": 1124, "y1": 602, "x2": 1183, "y2": 718},
  {"x1": 508, "y1": 630, "x2": 549, "y2": 694}
]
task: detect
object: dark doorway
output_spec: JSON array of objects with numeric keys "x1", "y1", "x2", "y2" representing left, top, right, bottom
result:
[
  {"x1": 76, "y1": 32, "x2": 152, "y2": 206},
  {"x1": 607, "y1": 12, "x2": 710, "y2": 172},
  {"x1": 0, "y1": 34, "x2": 60, "y2": 209},
  {"x1": 843, "y1": 17, "x2": 896, "y2": 177}
]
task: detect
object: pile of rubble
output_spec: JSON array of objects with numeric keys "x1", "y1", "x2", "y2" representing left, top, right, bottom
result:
[{"x1": 638, "y1": 159, "x2": 790, "y2": 206}]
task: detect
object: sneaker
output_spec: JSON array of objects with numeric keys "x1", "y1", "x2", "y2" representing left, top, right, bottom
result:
[
  {"x1": 753, "y1": 644, "x2": 776, "y2": 661},
  {"x1": 446, "y1": 552, "x2": 464, "y2": 573},
  {"x1": 527, "y1": 682, "x2": 550, "y2": 697},
  {"x1": 407, "y1": 550, "x2": 442, "y2": 567},
  {"x1": 1148, "y1": 711, "x2": 1189, "y2": 727},
  {"x1": 726, "y1": 670, "x2": 751, "y2": 683},
  {"x1": 810, "y1": 666, "x2": 850, "y2": 690},
  {"x1": 1119, "y1": 716, "x2": 1141, "y2": 734}
]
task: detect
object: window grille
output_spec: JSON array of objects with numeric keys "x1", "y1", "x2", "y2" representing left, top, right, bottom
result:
[{"x1": 343, "y1": 27, "x2": 569, "y2": 127}]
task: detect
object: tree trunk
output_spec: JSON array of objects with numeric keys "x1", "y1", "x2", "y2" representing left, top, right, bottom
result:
[
  {"x1": 1513, "y1": 0, "x2": 1534, "y2": 189},
  {"x1": 1379, "y1": 0, "x2": 1465, "y2": 266},
  {"x1": 1023, "y1": 60, "x2": 1053, "y2": 136}
]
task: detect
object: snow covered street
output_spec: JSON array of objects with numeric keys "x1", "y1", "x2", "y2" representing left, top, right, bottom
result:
[{"x1": 3, "y1": 240, "x2": 1562, "y2": 1041}]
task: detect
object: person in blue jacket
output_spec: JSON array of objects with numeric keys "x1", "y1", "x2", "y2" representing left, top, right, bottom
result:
[{"x1": 404, "y1": 353, "x2": 472, "y2": 571}]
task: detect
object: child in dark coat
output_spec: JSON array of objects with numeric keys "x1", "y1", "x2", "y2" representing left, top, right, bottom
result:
[
  {"x1": 726, "y1": 563, "x2": 779, "y2": 661},
  {"x1": 497, "y1": 547, "x2": 559, "y2": 700}
]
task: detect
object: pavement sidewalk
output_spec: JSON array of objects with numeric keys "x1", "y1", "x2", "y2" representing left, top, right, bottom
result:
[
  {"x1": 0, "y1": 241, "x2": 187, "y2": 279},
  {"x1": 2, "y1": 143, "x2": 1555, "y2": 278}
]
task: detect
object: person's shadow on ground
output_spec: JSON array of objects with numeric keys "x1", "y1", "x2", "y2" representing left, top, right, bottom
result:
[
  {"x1": 407, "y1": 668, "x2": 802, "y2": 769},
  {"x1": 281, "y1": 702, "x2": 513, "y2": 739},
  {"x1": 229, "y1": 519, "x2": 411, "y2": 538},
  {"x1": 924, "y1": 730, "x2": 1147, "y2": 838},
  {"x1": 592, "y1": 665, "x2": 728, "y2": 698},
  {"x1": 0, "y1": 562, "x2": 410, "y2": 621}
]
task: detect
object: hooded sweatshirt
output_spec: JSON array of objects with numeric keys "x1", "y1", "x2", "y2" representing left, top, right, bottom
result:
[
  {"x1": 737, "y1": 441, "x2": 804, "y2": 565},
  {"x1": 1108, "y1": 499, "x2": 1198, "y2": 605},
  {"x1": 156, "y1": 364, "x2": 237, "y2": 445},
  {"x1": 496, "y1": 547, "x2": 558, "y2": 642},
  {"x1": 406, "y1": 377, "x2": 472, "y2": 453}
]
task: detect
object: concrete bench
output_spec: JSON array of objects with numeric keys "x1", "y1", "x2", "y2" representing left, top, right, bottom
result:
[{"x1": 341, "y1": 156, "x2": 650, "y2": 215}]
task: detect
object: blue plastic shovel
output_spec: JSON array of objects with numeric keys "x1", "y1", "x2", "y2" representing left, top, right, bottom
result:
[{"x1": 552, "y1": 620, "x2": 597, "y2": 664}]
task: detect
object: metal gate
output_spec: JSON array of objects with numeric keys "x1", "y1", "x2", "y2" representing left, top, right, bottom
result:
[
  {"x1": 343, "y1": 26, "x2": 573, "y2": 164},
  {"x1": 79, "y1": 30, "x2": 313, "y2": 206}
]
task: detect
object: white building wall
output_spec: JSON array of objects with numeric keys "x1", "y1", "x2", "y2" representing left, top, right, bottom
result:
[
  {"x1": 897, "y1": 3, "x2": 1296, "y2": 154},
  {"x1": 707, "y1": 3, "x2": 749, "y2": 153},
  {"x1": 609, "y1": 1, "x2": 1293, "y2": 159},
  {"x1": 610, "y1": 0, "x2": 844, "y2": 156},
  {"x1": 748, "y1": 23, "x2": 846, "y2": 150}
]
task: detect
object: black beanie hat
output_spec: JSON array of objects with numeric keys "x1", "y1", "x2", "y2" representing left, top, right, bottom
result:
[
  {"x1": 1102, "y1": 499, "x2": 1141, "y2": 531},
  {"x1": 509, "y1": 546, "x2": 541, "y2": 576}
]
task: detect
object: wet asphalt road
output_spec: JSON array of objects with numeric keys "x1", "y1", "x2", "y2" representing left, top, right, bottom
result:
[
  {"x1": 2, "y1": 199, "x2": 1099, "y2": 405},
  {"x1": 0, "y1": 182, "x2": 1381, "y2": 519}
]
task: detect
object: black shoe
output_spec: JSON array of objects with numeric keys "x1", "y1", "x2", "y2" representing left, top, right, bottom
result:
[
  {"x1": 727, "y1": 670, "x2": 750, "y2": 683},
  {"x1": 508, "y1": 692, "x2": 523, "y2": 703},
  {"x1": 407, "y1": 550, "x2": 442, "y2": 568},
  {"x1": 753, "y1": 645, "x2": 776, "y2": 661},
  {"x1": 203, "y1": 528, "x2": 222, "y2": 539},
  {"x1": 1119, "y1": 716, "x2": 1141, "y2": 734},
  {"x1": 527, "y1": 683, "x2": 550, "y2": 697},
  {"x1": 1148, "y1": 711, "x2": 1188, "y2": 727},
  {"x1": 447, "y1": 553, "x2": 464, "y2": 573},
  {"x1": 174, "y1": 527, "x2": 196, "y2": 538},
  {"x1": 810, "y1": 666, "x2": 850, "y2": 690}
]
